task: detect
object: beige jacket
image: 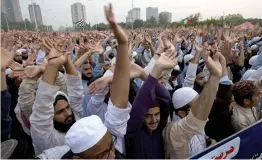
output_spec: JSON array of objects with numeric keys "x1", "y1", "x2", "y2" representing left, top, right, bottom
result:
[
  {"x1": 231, "y1": 103, "x2": 258, "y2": 132},
  {"x1": 163, "y1": 111, "x2": 207, "y2": 159}
]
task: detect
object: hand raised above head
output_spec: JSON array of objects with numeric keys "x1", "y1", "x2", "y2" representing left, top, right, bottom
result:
[
  {"x1": 1, "y1": 47, "x2": 14, "y2": 70},
  {"x1": 88, "y1": 76, "x2": 110, "y2": 95},
  {"x1": 104, "y1": 3, "x2": 128, "y2": 44},
  {"x1": 156, "y1": 48, "x2": 177, "y2": 71},
  {"x1": 205, "y1": 51, "x2": 223, "y2": 78}
]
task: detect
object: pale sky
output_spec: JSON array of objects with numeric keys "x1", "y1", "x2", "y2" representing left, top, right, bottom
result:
[{"x1": 19, "y1": 0, "x2": 262, "y2": 29}]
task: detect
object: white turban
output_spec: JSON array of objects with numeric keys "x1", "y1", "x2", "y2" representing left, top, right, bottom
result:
[{"x1": 184, "y1": 54, "x2": 194, "y2": 64}]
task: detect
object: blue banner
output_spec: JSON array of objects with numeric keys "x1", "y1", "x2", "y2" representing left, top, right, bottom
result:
[{"x1": 191, "y1": 120, "x2": 262, "y2": 159}]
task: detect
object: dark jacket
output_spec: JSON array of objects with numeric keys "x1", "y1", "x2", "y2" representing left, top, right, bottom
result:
[
  {"x1": 125, "y1": 75, "x2": 171, "y2": 159},
  {"x1": 1, "y1": 90, "x2": 12, "y2": 141},
  {"x1": 205, "y1": 83, "x2": 235, "y2": 142}
]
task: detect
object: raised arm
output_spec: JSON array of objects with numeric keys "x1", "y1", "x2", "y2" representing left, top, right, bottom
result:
[
  {"x1": 237, "y1": 43, "x2": 245, "y2": 67},
  {"x1": 183, "y1": 41, "x2": 202, "y2": 88},
  {"x1": 105, "y1": 4, "x2": 130, "y2": 108},
  {"x1": 102, "y1": 4, "x2": 131, "y2": 154},
  {"x1": 18, "y1": 66, "x2": 45, "y2": 119},
  {"x1": 127, "y1": 49, "x2": 177, "y2": 134},
  {"x1": 30, "y1": 38, "x2": 71, "y2": 151},
  {"x1": 64, "y1": 55, "x2": 84, "y2": 119},
  {"x1": 1, "y1": 47, "x2": 14, "y2": 141},
  {"x1": 74, "y1": 50, "x2": 94, "y2": 68},
  {"x1": 191, "y1": 48, "x2": 223, "y2": 121}
]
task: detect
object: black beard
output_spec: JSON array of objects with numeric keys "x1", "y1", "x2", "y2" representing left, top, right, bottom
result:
[
  {"x1": 14, "y1": 59, "x2": 23, "y2": 64},
  {"x1": 82, "y1": 74, "x2": 93, "y2": 81},
  {"x1": 53, "y1": 114, "x2": 76, "y2": 133},
  {"x1": 22, "y1": 56, "x2": 28, "y2": 60}
]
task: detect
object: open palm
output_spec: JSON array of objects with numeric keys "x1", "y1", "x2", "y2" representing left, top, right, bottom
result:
[
  {"x1": 104, "y1": 4, "x2": 116, "y2": 25},
  {"x1": 88, "y1": 77, "x2": 109, "y2": 95},
  {"x1": 24, "y1": 66, "x2": 41, "y2": 78},
  {"x1": 104, "y1": 3, "x2": 128, "y2": 43},
  {"x1": 1, "y1": 47, "x2": 14, "y2": 70},
  {"x1": 156, "y1": 49, "x2": 178, "y2": 70},
  {"x1": 9, "y1": 61, "x2": 24, "y2": 71}
]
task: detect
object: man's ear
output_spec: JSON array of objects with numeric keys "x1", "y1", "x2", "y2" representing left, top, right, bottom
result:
[
  {"x1": 243, "y1": 98, "x2": 251, "y2": 106},
  {"x1": 177, "y1": 110, "x2": 186, "y2": 118}
]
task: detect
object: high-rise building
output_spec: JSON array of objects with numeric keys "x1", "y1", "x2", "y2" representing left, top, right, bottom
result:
[
  {"x1": 71, "y1": 2, "x2": 86, "y2": 25},
  {"x1": 1, "y1": 0, "x2": 23, "y2": 22},
  {"x1": 159, "y1": 12, "x2": 172, "y2": 23},
  {"x1": 146, "y1": 7, "x2": 158, "y2": 20},
  {"x1": 126, "y1": 8, "x2": 141, "y2": 23},
  {"x1": 28, "y1": 3, "x2": 43, "y2": 25}
]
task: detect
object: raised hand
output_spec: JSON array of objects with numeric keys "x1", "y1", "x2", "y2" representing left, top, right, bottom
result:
[
  {"x1": 104, "y1": 3, "x2": 128, "y2": 44},
  {"x1": 172, "y1": 30, "x2": 183, "y2": 46},
  {"x1": 220, "y1": 39, "x2": 232, "y2": 64},
  {"x1": 156, "y1": 49, "x2": 177, "y2": 71},
  {"x1": 8, "y1": 61, "x2": 24, "y2": 71},
  {"x1": 204, "y1": 51, "x2": 223, "y2": 78},
  {"x1": 90, "y1": 40, "x2": 104, "y2": 54},
  {"x1": 23, "y1": 66, "x2": 42, "y2": 79},
  {"x1": 1, "y1": 47, "x2": 14, "y2": 70},
  {"x1": 194, "y1": 40, "x2": 203, "y2": 53},
  {"x1": 156, "y1": 31, "x2": 166, "y2": 54},
  {"x1": 41, "y1": 37, "x2": 70, "y2": 67},
  {"x1": 26, "y1": 50, "x2": 37, "y2": 66},
  {"x1": 130, "y1": 63, "x2": 145, "y2": 79},
  {"x1": 151, "y1": 48, "x2": 177, "y2": 79},
  {"x1": 88, "y1": 76, "x2": 110, "y2": 95},
  {"x1": 1, "y1": 33, "x2": 16, "y2": 51}
]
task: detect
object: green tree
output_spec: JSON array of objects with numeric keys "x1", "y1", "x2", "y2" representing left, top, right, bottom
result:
[
  {"x1": 149, "y1": 16, "x2": 158, "y2": 26},
  {"x1": 225, "y1": 14, "x2": 244, "y2": 25},
  {"x1": 133, "y1": 19, "x2": 144, "y2": 29},
  {"x1": 118, "y1": 22, "x2": 126, "y2": 28},
  {"x1": 159, "y1": 13, "x2": 169, "y2": 26},
  {"x1": 92, "y1": 23, "x2": 108, "y2": 30}
]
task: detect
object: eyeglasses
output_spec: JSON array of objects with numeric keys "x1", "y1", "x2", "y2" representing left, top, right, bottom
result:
[{"x1": 94, "y1": 134, "x2": 117, "y2": 159}]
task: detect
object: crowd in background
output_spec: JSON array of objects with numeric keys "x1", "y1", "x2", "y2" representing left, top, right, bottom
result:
[{"x1": 1, "y1": 3, "x2": 262, "y2": 159}]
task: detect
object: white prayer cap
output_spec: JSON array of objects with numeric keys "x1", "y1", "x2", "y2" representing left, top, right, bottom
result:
[
  {"x1": 172, "y1": 87, "x2": 198, "y2": 109},
  {"x1": 184, "y1": 54, "x2": 194, "y2": 63},
  {"x1": 131, "y1": 51, "x2": 138, "y2": 59},
  {"x1": 174, "y1": 65, "x2": 180, "y2": 71},
  {"x1": 17, "y1": 49, "x2": 26, "y2": 53},
  {"x1": 55, "y1": 91, "x2": 70, "y2": 102},
  {"x1": 15, "y1": 50, "x2": 22, "y2": 56},
  {"x1": 65, "y1": 115, "x2": 107, "y2": 154},
  {"x1": 249, "y1": 55, "x2": 258, "y2": 66},
  {"x1": 250, "y1": 45, "x2": 258, "y2": 51}
]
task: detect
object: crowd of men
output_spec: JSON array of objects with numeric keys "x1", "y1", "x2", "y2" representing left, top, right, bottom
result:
[{"x1": 1, "y1": 3, "x2": 262, "y2": 159}]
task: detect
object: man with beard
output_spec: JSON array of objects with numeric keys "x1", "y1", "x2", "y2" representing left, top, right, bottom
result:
[
  {"x1": 13, "y1": 51, "x2": 23, "y2": 65},
  {"x1": 81, "y1": 62, "x2": 94, "y2": 116},
  {"x1": 29, "y1": 43, "x2": 84, "y2": 153},
  {"x1": 74, "y1": 46, "x2": 104, "y2": 116},
  {"x1": 20, "y1": 49, "x2": 28, "y2": 61},
  {"x1": 182, "y1": 41, "x2": 206, "y2": 93}
]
